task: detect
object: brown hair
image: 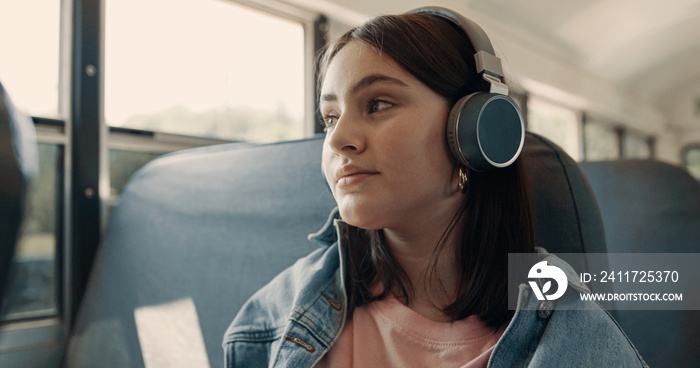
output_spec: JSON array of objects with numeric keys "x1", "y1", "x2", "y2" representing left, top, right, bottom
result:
[{"x1": 320, "y1": 13, "x2": 534, "y2": 328}]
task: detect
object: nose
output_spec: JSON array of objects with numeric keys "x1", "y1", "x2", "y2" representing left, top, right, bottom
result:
[{"x1": 326, "y1": 115, "x2": 365, "y2": 155}]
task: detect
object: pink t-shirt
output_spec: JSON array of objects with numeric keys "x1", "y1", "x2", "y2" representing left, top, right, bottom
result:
[{"x1": 316, "y1": 294, "x2": 504, "y2": 368}]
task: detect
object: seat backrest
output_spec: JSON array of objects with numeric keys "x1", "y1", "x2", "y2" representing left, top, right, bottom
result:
[
  {"x1": 67, "y1": 138, "x2": 337, "y2": 367},
  {"x1": 581, "y1": 160, "x2": 700, "y2": 368},
  {"x1": 67, "y1": 132, "x2": 607, "y2": 367},
  {"x1": 0, "y1": 81, "x2": 38, "y2": 305},
  {"x1": 522, "y1": 133, "x2": 607, "y2": 257}
]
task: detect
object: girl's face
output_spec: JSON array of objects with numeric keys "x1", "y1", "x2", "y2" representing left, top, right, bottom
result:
[{"x1": 320, "y1": 41, "x2": 463, "y2": 235}]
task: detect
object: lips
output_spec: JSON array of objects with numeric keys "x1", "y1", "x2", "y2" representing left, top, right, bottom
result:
[{"x1": 336, "y1": 165, "x2": 379, "y2": 189}]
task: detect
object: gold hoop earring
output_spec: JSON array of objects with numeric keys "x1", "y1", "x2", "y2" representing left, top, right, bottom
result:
[{"x1": 458, "y1": 167, "x2": 469, "y2": 193}]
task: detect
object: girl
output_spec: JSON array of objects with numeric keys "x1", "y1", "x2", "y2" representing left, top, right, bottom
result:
[{"x1": 224, "y1": 7, "x2": 646, "y2": 367}]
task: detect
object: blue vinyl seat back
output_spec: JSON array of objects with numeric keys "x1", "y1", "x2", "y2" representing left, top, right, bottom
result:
[
  {"x1": 581, "y1": 160, "x2": 700, "y2": 368},
  {"x1": 67, "y1": 138, "x2": 336, "y2": 367},
  {"x1": 67, "y1": 132, "x2": 606, "y2": 367}
]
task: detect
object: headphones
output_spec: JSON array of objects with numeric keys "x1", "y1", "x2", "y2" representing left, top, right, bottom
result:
[{"x1": 409, "y1": 7, "x2": 525, "y2": 172}]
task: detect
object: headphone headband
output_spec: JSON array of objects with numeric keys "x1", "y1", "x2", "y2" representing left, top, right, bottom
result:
[
  {"x1": 406, "y1": 6, "x2": 525, "y2": 172},
  {"x1": 408, "y1": 6, "x2": 508, "y2": 95}
]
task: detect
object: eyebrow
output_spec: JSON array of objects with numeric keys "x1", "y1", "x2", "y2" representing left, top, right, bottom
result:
[{"x1": 320, "y1": 74, "x2": 408, "y2": 102}]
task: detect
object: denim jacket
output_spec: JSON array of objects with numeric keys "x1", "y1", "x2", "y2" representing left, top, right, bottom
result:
[{"x1": 223, "y1": 210, "x2": 648, "y2": 367}]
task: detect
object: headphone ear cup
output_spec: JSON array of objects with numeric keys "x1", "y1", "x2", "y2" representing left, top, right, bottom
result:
[{"x1": 446, "y1": 93, "x2": 525, "y2": 171}]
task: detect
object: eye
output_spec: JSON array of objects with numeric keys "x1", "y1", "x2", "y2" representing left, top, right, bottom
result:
[
  {"x1": 369, "y1": 99, "x2": 393, "y2": 113},
  {"x1": 322, "y1": 114, "x2": 339, "y2": 131}
]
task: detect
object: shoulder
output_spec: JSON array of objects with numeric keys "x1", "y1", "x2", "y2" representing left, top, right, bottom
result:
[
  {"x1": 540, "y1": 252, "x2": 646, "y2": 366},
  {"x1": 223, "y1": 243, "x2": 341, "y2": 342},
  {"x1": 490, "y1": 252, "x2": 647, "y2": 367},
  {"x1": 534, "y1": 296, "x2": 647, "y2": 367}
]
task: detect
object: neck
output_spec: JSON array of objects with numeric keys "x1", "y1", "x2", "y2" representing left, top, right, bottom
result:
[{"x1": 382, "y1": 202, "x2": 462, "y2": 322}]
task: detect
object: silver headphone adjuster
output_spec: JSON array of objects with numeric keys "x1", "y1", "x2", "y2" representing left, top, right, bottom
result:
[{"x1": 483, "y1": 73, "x2": 509, "y2": 95}]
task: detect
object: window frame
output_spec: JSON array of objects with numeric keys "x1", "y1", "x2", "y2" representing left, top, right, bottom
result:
[
  {"x1": 0, "y1": 120, "x2": 68, "y2": 356},
  {"x1": 0, "y1": 0, "x2": 325, "y2": 357}
]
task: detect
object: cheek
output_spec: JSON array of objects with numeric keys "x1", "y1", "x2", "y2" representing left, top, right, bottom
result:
[
  {"x1": 398, "y1": 120, "x2": 452, "y2": 168},
  {"x1": 321, "y1": 145, "x2": 332, "y2": 181},
  {"x1": 401, "y1": 118, "x2": 455, "y2": 187},
  {"x1": 321, "y1": 142, "x2": 338, "y2": 195}
]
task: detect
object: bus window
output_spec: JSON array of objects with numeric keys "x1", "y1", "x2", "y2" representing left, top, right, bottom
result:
[
  {"x1": 1, "y1": 142, "x2": 62, "y2": 322},
  {"x1": 0, "y1": 0, "x2": 61, "y2": 120},
  {"x1": 622, "y1": 131, "x2": 653, "y2": 159},
  {"x1": 584, "y1": 118, "x2": 620, "y2": 161},
  {"x1": 0, "y1": 0, "x2": 63, "y2": 323},
  {"x1": 104, "y1": 0, "x2": 307, "y2": 143},
  {"x1": 683, "y1": 145, "x2": 700, "y2": 180},
  {"x1": 527, "y1": 96, "x2": 582, "y2": 161}
]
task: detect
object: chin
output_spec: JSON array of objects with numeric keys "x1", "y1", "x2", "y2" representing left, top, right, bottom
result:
[{"x1": 337, "y1": 204, "x2": 384, "y2": 231}]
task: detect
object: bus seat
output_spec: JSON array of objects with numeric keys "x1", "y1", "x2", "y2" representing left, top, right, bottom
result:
[
  {"x1": 66, "y1": 138, "x2": 336, "y2": 367},
  {"x1": 0, "y1": 81, "x2": 38, "y2": 307},
  {"x1": 65, "y1": 132, "x2": 607, "y2": 367},
  {"x1": 581, "y1": 160, "x2": 700, "y2": 368},
  {"x1": 522, "y1": 134, "x2": 607, "y2": 256}
]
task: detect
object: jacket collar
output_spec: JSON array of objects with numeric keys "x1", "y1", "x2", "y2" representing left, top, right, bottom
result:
[
  {"x1": 535, "y1": 247, "x2": 590, "y2": 293},
  {"x1": 307, "y1": 207, "x2": 341, "y2": 246}
]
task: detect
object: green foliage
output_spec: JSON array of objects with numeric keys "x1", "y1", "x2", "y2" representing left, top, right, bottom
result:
[
  {"x1": 109, "y1": 150, "x2": 161, "y2": 197},
  {"x1": 121, "y1": 103, "x2": 303, "y2": 143}
]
